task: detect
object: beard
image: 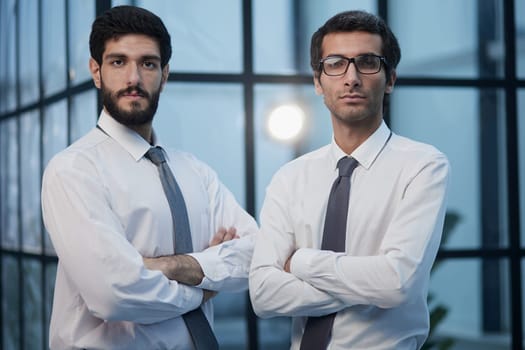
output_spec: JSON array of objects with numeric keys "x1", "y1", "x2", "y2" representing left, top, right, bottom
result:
[{"x1": 101, "y1": 81, "x2": 161, "y2": 126}]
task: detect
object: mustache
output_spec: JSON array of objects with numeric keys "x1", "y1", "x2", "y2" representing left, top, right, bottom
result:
[{"x1": 117, "y1": 86, "x2": 149, "y2": 98}]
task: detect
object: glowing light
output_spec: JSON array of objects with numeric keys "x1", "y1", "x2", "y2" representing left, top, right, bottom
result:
[{"x1": 266, "y1": 104, "x2": 306, "y2": 142}]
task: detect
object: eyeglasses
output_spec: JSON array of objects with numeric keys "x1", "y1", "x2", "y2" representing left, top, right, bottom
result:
[{"x1": 319, "y1": 54, "x2": 387, "y2": 76}]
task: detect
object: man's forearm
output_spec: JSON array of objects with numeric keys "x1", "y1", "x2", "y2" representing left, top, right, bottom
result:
[
  {"x1": 143, "y1": 254, "x2": 204, "y2": 286},
  {"x1": 143, "y1": 227, "x2": 239, "y2": 286}
]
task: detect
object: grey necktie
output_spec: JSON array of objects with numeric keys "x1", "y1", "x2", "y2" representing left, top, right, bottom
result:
[
  {"x1": 145, "y1": 146, "x2": 219, "y2": 350},
  {"x1": 299, "y1": 156, "x2": 358, "y2": 350}
]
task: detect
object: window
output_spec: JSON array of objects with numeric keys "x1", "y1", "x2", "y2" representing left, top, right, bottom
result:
[{"x1": 1, "y1": 0, "x2": 524, "y2": 349}]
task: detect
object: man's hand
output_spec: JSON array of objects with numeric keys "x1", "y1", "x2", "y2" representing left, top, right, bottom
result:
[
  {"x1": 209, "y1": 227, "x2": 239, "y2": 247},
  {"x1": 284, "y1": 251, "x2": 295, "y2": 273},
  {"x1": 202, "y1": 289, "x2": 218, "y2": 303},
  {"x1": 143, "y1": 228, "x2": 239, "y2": 285}
]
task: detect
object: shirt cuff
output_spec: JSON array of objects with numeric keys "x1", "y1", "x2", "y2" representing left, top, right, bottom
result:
[
  {"x1": 174, "y1": 282, "x2": 204, "y2": 312},
  {"x1": 290, "y1": 248, "x2": 319, "y2": 280},
  {"x1": 188, "y1": 247, "x2": 228, "y2": 290}
]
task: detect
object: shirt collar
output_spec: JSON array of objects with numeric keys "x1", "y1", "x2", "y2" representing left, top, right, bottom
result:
[
  {"x1": 329, "y1": 121, "x2": 392, "y2": 171},
  {"x1": 97, "y1": 110, "x2": 161, "y2": 162}
]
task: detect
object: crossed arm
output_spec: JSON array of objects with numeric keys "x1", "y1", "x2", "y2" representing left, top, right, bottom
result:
[{"x1": 143, "y1": 227, "x2": 239, "y2": 303}]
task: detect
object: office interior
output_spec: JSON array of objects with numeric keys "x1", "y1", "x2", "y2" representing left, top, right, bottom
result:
[{"x1": 1, "y1": 0, "x2": 525, "y2": 349}]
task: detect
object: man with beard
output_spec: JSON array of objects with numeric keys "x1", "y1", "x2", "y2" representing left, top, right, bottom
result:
[
  {"x1": 41, "y1": 6, "x2": 256, "y2": 350},
  {"x1": 249, "y1": 10, "x2": 450, "y2": 350}
]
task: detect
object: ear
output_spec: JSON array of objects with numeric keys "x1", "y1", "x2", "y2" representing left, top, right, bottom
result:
[
  {"x1": 385, "y1": 69, "x2": 397, "y2": 94},
  {"x1": 313, "y1": 75, "x2": 323, "y2": 95},
  {"x1": 89, "y1": 58, "x2": 102, "y2": 89},
  {"x1": 160, "y1": 64, "x2": 169, "y2": 92}
]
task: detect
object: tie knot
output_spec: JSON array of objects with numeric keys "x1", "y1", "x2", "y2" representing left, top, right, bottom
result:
[
  {"x1": 145, "y1": 146, "x2": 166, "y2": 166},
  {"x1": 337, "y1": 156, "x2": 358, "y2": 177}
]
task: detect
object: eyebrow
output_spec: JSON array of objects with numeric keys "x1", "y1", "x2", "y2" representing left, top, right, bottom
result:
[
  {"x1": 325, "y1": 51, "x2": 380, "y2": 58},
  {"x1": 104, "y1": 53, "x2": 162, "y2": 61}
]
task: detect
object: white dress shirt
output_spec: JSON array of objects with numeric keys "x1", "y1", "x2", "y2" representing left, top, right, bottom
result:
[
  {"x1": 42, "y1": 111, "x2": 257, "y2": 350},
  {"x1": 249, "y1": 121, "x2": 450, "y2": 350}
]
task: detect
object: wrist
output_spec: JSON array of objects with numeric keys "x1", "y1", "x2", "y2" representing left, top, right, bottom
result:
[{"x1": 171, "y1": 255, "x2": 204, "y2": 286}]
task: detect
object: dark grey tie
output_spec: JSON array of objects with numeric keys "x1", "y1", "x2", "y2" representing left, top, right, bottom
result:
[
  {"x1": 145, "y1": 146, "x2": 219, "y2": 350},
  {"x1": 299, "y1": 156, "x2": 358, "y2": 350}
]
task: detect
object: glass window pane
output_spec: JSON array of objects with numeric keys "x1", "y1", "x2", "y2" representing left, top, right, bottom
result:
[
  {"x1": 391, "y1": 87, "x2": 508, "y2": 250},
  {"x1": 254, "y1": 0, "x2": 375, "y2": 74},
  {"x1": 45, "y1": 262, "x2": 57, "y2": 347},
  {"x1": 258, "y1": 316, "x2": 291, "y2": 349},
  {"x1": 68, "y1": 0, "x2": 95, "y2": 85},
  {"x1": 0, "y1": 0, "x2": 17, "y2": 112},
  {"x1": 390, "y1": 0, "x2": 504, "y2": 78},
  {"x1": 19, "y1": 0, "x2": 39, "y2": 106},
  {"x1": 517, "y1": 0, "x2": 525, "y2": 78},
  {"x1": 71, "y1": 89, "x2": 97, "y2": 143},
  {"x1": 0, "y1": 118, "x2": 19, "y2": 249},
  {"x1": 138, "y1": 0, "x2": 242, "y2": 73},
  {"x1": 153, "y1": 83, "x2": 246, "y2": 206},
  {"x1": 23, "y1": 259, "x2": 43, "y2": 350},
  {"x1": 254, "y1": 83, "x2": 333, "y2": 216},
  {"x1": 20, "y1": 110, "x2": 41, "y2": 252},
  {"x1": 42, "y1": 0, "x2": 66, "y2": 96},
  {"x1": 429, "y1": 259, "x2": 510, "y2": 348},
  {"x1": 43, "y1": 101, "x2": 68, "y2": 169},
  {"x1": 2, "y1": 256, "x2": 20, "y2": 349},
  {"x1": 214, "y1": 291, "x2": 248, "y2": 348}
]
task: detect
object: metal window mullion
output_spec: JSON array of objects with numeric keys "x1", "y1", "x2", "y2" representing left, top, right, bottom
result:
[
  {"x1": 502, "y1": 0, "x2": 522, "y2": 349},
  {"x1": 478, "y1": 0, "x2": 502, "y2": 333},
  {"x1": 242, "y1": 0, "x2": 258, "y2": 349},
  {"x1": 37, "y1": 0, "x2": 49, "y2": 348}
]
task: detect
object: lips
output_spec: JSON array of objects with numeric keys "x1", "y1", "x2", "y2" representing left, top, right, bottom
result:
[
  {"x1": 122, "y1": 93, "x2": 144, "y2": 98},
  {"x1": 340, "y1": 94, "x2": 365, "y2": 102},
  {"x1": 118, "y1": 86, "x2": 148, "y2": 99}
]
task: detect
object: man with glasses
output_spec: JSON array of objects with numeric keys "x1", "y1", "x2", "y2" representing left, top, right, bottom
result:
[
  {"x1": 42, "y1": 6, "x2": 256, "y2": 349},
  {"x1": 250, "y1": 10, "x2": 450, "y2": 349}
]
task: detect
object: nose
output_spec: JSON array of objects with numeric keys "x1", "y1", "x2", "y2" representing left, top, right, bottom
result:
[
  {"x1": 126, "y1": 62, "x2": 141, "y2": 86},
  {"x1": 343, "y1": 62, "x2": 361, "y2": 87}
]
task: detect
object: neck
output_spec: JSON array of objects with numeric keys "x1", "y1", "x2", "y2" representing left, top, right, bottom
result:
[
  {"x1": 332, "y1": 117, "x2": 382, "y2": 155},
  {"x1": 129, "y1": 123, "x2": 153, "y2": 144}
]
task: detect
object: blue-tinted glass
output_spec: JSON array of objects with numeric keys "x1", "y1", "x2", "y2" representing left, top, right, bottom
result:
[
  {"x1": 254, "y1": 0, "x2": 375, "y2": 74},
  {"x1": 137, "y1": 0, "x2": 242, "y2": 73},
  {"x1": 19, "y1": 0, "x2": 39, "y2": 106},
  {"x1": 45, "y1": 263, "x2": 58, "y2": 347},
  {"x1": 23, "y1": 259, "x2": 43, "y2": 350},
  {"x1": 43, "y1": 0, "x2": 66, "y2": 96},
  {"x1": 214, "y1": 291, "x2": 248, "y2": 348},
  {"x1": 2, "y1": 256, "x2": 20, "y2": 349},
  {"x1": 20, "y1": 110, "x2": 42, "y2": 252},
  {"x1": 517, "y1": 0, "x2": 525, "y2": 78},
  {"x1": 430, "y1": 259, "x2": 510, "y2": 348},
  {"x1": 254, "y1": 83, "x2": 332, "y2": 216},
  {"x1": 0, "y1": 118, "x2": 19, "y2": 249},
  {"x1": 43, "y1": 101, "x2": 68, "y2": 169},
  {"x1": 68, "y1": 0, "x2": 95, "y2": 84},
  {"x1": 390, "y1": 0, "x2": 504, "y2": 78},
  {"x1": 0, "y1": 0, "x2": 17, "y2": 112},
  {"x1": 154, "y1": 83, "x2": 246, "y2": 206},
  {"x1": 254, "y1": 84, "x2": 299, "y2": 217},
  {"x1": 391, "y1": 87, "x2": 509, "y2": 249},
  {"x1": 71, "y1": 89, "x2": 97, "y2": 143}
]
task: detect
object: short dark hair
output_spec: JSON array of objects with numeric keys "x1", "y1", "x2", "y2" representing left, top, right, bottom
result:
[
  {"x1": 310, "y1": 10, "x2": 401, "y2": 82},
  {"x1": 89, "y1": 5, "x2": 172, "y2": 68}
]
